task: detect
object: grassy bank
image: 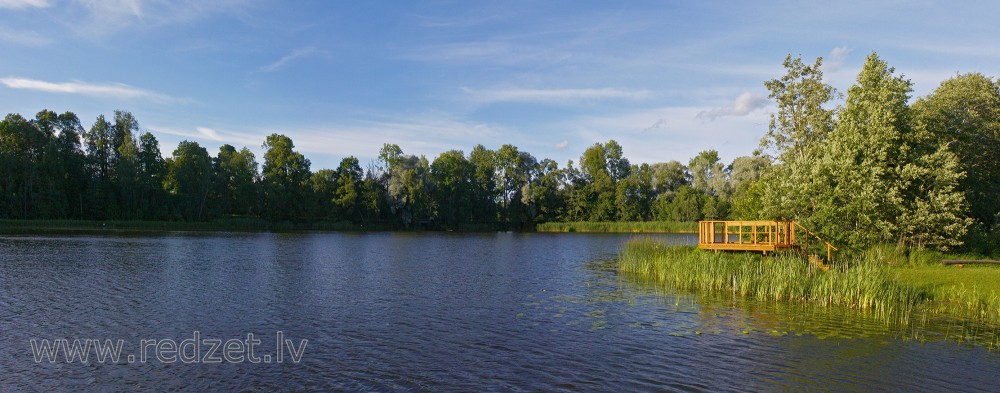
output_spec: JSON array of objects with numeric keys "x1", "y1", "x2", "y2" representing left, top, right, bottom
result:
[
  {"x1": 619, "y1": 240, "x2": 1000, "y2": 325},
  {"x1": 537, "y1": 221, "x2": 697, "y2": 233}
]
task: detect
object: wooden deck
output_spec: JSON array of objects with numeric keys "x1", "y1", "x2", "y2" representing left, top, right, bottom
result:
[{"x1": 698, "y1": 220, "x2": 838, "y2": 261}]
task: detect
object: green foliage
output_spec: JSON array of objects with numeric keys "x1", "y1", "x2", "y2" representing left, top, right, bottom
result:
[
  {"x1": 757, "y1": 53, "x2": 974, "y2": 251},
  {"x1": 165, "y1": 141, "x2": 213, "y2": 220},
  {"x1": 212, "y1": 144, "x2": 259, "y2": 217},
  {"x1": 262, "y1": 133, "x2": 311, "y2": 222},
  {"x1": 2, "y1": 72, "x2": 997, "y2": 245},
  {"x1": 911, "y1": 73, "x2": 1000, "y2": 230}
]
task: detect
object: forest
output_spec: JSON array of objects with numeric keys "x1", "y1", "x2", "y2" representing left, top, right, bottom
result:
[{"x1": 1, "y1": 52, "x2": 998, "y2": 253}]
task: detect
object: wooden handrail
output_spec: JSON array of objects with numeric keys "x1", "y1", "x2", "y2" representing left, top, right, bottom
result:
[{"x1": 793, "y1": 221, "x2": 838, "y2": 262}]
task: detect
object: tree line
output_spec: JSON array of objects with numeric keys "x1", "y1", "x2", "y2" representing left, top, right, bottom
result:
[
  {"x1": 0, "y1": 108, "x2": 761, "y2": 230},
  {"x1": 1, "y1": 51, "x2": 997, "y2": 252}
]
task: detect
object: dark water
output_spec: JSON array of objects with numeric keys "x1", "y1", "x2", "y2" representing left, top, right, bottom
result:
[{"x1": 1, "y1": 232, "x2": 998, "y2": 391}]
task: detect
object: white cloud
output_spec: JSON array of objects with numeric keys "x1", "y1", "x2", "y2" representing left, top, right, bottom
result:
[
  {"x1": 259, "y1": 47, "x2": 325, "y2": 72},
  {"x1": 562, "y1": 105, "x2": 769, "y2": 165},
  {"x1": 0, "y1": 0, "x2": 49, "y2": 9},
  {"x1": 554, "y1": 140, "x2": 569, "y2": 150},
  {"x1": 826, "y1": 46, "x2": 852, "y2": 72},
  {"x1": 696, "y1": 92, "x2": 768, "y2": 120},
  {"x1": 153, "y1": 125, "x2": 260, "y2": 147},
  {"x1": 463, "y1": 87, "x2": 650, "y2": 105},
  {"x1": 195, "y1": 127, "x2": 222, "y2": 141},
  {"x1": 0, "y1": 77, "x2": 172, "y2": 101}
]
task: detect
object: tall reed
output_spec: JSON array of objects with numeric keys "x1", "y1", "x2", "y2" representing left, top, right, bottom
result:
[
  {"x1": 619, "y1": 239, "x2": 925, "y2": 321},
  {"x1": 537, "y1": 221, "x2": 697, "y2": 233}
]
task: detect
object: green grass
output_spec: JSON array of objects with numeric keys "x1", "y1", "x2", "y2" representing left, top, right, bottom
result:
[
  {"x1": 619, "y1": 239, "x2": 1000, "y2": 325},
  {"x1": 536, "y1": 221, "x2": 697, "y2": 233}
]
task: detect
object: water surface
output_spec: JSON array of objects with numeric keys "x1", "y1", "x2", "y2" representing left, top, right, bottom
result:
[{"x1": 1, "y1": 232, "x2": 998, "y2": 391}]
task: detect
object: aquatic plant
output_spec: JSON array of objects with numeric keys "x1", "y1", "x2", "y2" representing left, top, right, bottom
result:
[
  {"x1": 619, "y1": 239, "x2": 1000, "y2": 325},
  {"x1": 536, "y1": 221, "x2": 697, "y2": 233}
]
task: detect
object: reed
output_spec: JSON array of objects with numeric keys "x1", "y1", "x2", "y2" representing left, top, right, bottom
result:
[
  {"x1": 536, "y1": 221, "x2": 697, "y2": 233},
  {"x1": 617, "y1": 239, "x2": 1000, "y2": 324}
]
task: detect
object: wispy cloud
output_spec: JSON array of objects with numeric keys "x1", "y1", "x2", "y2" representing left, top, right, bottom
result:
[
  {"x1": 643, "y1": 118, "x2": 668, "y2": 132},
  {"x1": 259, "y1": 47, "x2": 325, "y2": 72},
  {"x1": 153, "y1": 125, "x2": 259, "y2": 147},
  {"x1": 0, "y1": 77, "x2": 173, "y2": 101},
  {"x1": 0, "y1": 27, "x2": 49, "y2": 46},
  {"x1": 554, "y1": 140, "x2": 569, "y2": 150},
  {"x1": 696, "y1": 92, "x2": 768, "y2": 121},
  {"x1": 463, "y1": 87, "x2": 650, "y2": 105},
  {"x1": 0, "y1": 0, "x2": 49, "y2": 9},
  {"x1": 825, "y1": 46, "x2": 852, "y2": 72},
  {"x1": 64, "y1": 0, "x2": 256, "y2": 38}
]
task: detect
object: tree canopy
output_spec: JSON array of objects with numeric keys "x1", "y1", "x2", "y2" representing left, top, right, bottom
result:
[{"x1": 1, "y1": 52, "x2": 997, "y2": 253}]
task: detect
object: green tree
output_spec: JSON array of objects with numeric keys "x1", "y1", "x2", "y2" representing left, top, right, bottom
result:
[
  {"x1": 911, "y1": 73, "x2": 1000, "y2": 230},
  {"x1": 333, "y1": 156, "x2": 364, "y2": 223},
  {"x1": 165, "y1": 141, "x2": 213, "y2": 220},
  {"x1": 262, "y1": 133, "x2": 311, "y2": 222},
  {"x1": 670, "y1": 186, "x2": 703, "y2": 222},
  {"x1": 468, "y1": 144, "x2": 498, "y2": 227},
  {"x1": 137, "y1": 132, "x2": 167, "y2": 219},
  {"x1": 54, "y1": 112, "x2": 87, "y2": 219},
  {"x1": 83, "y1": 115, "x2": 115, "y2": 219},
  {"x1": 688, "y1": 150, "x2": 727, "y2": 197},
  {"x1": 310, "y1": 169, "x2": 338, "y2": 221},
  {"x1": 382, "y1": 144, "x2": 433, "y2": 227},
  {"x1": 756, "y1": 55, "x2": 836, "y2": 223},
  {"x1": 579, "y1": 141, "x2": 617, "y2": 221},
  {"x1": 213, "y1": 144, "x2": 259, "y2": 217},
  {"x1": 431, "y1": 150, "x2": 474, "y2": 229},
  {"x1": 615, "y1": 163, "x2": 654, "y2": 221},
  {"x1": 0, "y1": 114, "x2": 43, "y2": 217},
  {"x1": 814, "y1": 53, "x2": 968, "y2": 250}
]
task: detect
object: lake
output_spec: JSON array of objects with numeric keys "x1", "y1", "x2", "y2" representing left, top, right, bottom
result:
[{"x1": 1, "y1": 232, "x2": 998, "y2": 391}]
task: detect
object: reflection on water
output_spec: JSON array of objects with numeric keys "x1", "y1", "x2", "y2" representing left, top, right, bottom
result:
[{"x1": 1, "y1": 232, "x2": 998, "y2": 391}]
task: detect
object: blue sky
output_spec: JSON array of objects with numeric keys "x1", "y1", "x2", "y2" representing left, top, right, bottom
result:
[{"x1": 1, "y1": 1, "x2": 997, "y2": 170}]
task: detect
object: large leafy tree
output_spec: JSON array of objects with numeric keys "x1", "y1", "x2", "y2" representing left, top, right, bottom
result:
[
  {"x1": 213, "y1": 144, "x2": 259, "y2": 217},
  {"x1": 165, "y1": 141, "x2": 213, "y2": 220},
  {"x1": 333, "y1": 156, "x2": 364, "y2": 223},
  {"x1": 817, "y1": 53, "x2": 968, "y2": 250},
  {"x1": 431, "y1": 150, "x2": 474, "y2": 229},
  {"x1": 911, "y1": 73, "x2": 1000, "y2": 230},
  {"x1": 137, "y1": 132, "x2": 167, "y2": 219},
  {"x1": 0, "y1": 114, "x2": 42, "y2": 217},
  {"x1": 83, "y1": 115, "x2": 115, "y2": 219},
  {"x1": 262, "y1": 133, "x2": 311, "y2": 222},
  {"x1": 468, "y1": 144, "x2": 498, "y2": 226},
  {"x1": 755, "y1": 55, "x2": 836, "y2": 223}
]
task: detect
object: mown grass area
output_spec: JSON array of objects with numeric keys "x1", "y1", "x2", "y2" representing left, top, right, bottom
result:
[
  {"x1": 536, "y1": 221, "x2": 697, "y2": 233},
  {"x1": 619, "y1": 239, "x2": 1000, "y2": 325}
]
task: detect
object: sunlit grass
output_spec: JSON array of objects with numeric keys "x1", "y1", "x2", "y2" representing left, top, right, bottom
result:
[{"x1": 537, "y1": 221, "x2": 697, "y2": 233}]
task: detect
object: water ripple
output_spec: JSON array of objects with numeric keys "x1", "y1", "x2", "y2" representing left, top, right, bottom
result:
[{"x1": 1, "y1": 233, "x2": 999, "y2": 391}]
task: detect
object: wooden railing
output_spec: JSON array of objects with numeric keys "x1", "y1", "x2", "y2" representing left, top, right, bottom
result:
[{"x1": 697, "y1": 220, "x2": 838, "y2": 262}]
